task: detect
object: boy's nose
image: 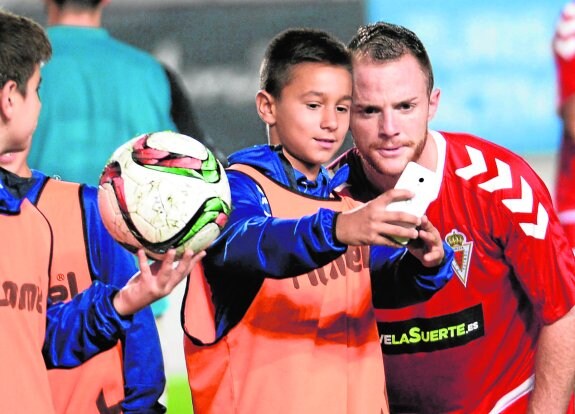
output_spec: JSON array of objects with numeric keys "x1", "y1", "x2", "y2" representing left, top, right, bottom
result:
[{"x1": 321, "y1": 109, "x2": 339, "y2": 131}]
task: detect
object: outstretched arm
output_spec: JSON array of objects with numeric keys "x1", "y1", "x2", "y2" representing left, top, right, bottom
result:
[
  {"x1": 44, "y1": 281, "x2": 132, "y2": 368},
  {"x1": 209, "y1": 172, "x2": 424, "y2": 279},
  {"x1": 528, "y1": 305, "x2": 575, "y2": 413},
  {"x1": 44, "y1": 248, "x2": 204, "y2": 368}
]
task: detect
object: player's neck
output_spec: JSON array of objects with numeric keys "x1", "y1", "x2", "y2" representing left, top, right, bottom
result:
[
  {"x1": 416, "y1": 131, "x2": 438, "y2": 172},
  {"x1": 48, "y1": 10, "x2": 102, "y2": 28}
]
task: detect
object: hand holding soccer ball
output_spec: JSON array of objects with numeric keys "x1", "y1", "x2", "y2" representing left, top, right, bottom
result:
[
  {"x1": 98, "y1": 131, "x2": 231, "y2": 260},
  {"x1": 113, "y1": 248, "x2": 206, "y2": 316}
]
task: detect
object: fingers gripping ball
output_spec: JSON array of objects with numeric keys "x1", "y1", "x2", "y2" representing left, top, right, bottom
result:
[{"x1": 98, "y1": 131, "x2": 231, "y2": 260}]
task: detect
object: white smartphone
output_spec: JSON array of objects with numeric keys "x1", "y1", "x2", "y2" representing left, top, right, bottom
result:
[{"x1": 385, "y1": 162, "x2": 437, "y2": 245}]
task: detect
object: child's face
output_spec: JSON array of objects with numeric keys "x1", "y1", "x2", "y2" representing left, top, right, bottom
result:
[
  {"x1": 5, "y1": 65, "x2": 42, "y2": 155},
  {"x1": 272, "y1": 62, "x2": 352, "y2": 178}
]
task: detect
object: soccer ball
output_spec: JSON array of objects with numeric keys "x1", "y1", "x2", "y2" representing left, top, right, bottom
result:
[{"x1": 98, "y1": 131, "x2": 231, "y2": 260}]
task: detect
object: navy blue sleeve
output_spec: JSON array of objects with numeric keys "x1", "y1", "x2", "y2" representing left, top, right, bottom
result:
[
  {"x1": 205, "y1": 170, "x2": 347, "y2": 279},
  {"x1": 370, "y1": 241, "x2": 455, "y2": 308},
  {"x1": 43, "y1": 281, "x2": 133, "y2": 367},
  {"x1": 81, "y1": 186, "x2": 166, "y2": 413}
]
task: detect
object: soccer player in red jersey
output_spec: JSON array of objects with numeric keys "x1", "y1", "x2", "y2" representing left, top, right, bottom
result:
[{"x1": 331, "y1": 21, "x2": 575, "y2": 413}]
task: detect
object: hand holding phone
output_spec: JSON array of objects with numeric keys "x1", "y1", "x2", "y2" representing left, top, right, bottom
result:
[{"x1": 385, "y1": 162, "x2": 437, "y2": 245}]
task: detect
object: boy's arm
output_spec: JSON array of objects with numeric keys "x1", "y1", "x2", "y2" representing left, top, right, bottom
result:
[
  {"x1": 43, "y1": 281, "x2": 132, "y2": 368},
  {"x1": 207, "y1": 172, "x2": 423, "y2": 279},
  {"x1": 44, "y1": 249, "x2": 202, "y2": 368},
  {"x1": 206, "y1": 171, "x2": 347, "y2": 279},
  {"x1": 370, "y1": 242, "x2": 454, "y2": 309},
  {"x1": 82, "y1": 186, "x2": 166, "y2": 413}
]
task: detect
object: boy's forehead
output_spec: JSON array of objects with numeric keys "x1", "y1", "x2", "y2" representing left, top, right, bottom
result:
[
  {"x1": 277, "y1": 64, "x2": 352, "y2": 107},
  {"x1": 286, "y1": 62, "x2": 350, "y2": 82}
]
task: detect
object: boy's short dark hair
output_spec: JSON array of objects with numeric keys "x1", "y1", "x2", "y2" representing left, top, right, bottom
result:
[
  {"x1": 53, "y1": 0, "x2": 103, "y2": 8},
  {"x1": 260, "y1": 28, "x2": 351, "y2": 99},
  {"x1": 0, "y1": 10, "x2": 51, "y2": 95},
  {"x1": 348, "y1": 22, "x2": 435, "y2": 94}
]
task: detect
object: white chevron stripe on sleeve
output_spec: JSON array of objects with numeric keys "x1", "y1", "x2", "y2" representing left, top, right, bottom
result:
[
  {"x1": 455, "y1": 145, "x2": 549, "y2": 239},
  {"x1": 502, "y1": 177, "x2": 533, "y2": 213},
  {"x1": 478, "y1": 159, "x2": 512, "y2": 192},
  {"x1": 519, "y1": 203, "x2": 548, "y2": 240},
  {"x1": 455, "y1": 146, "x2": 487, "y2": 180}
]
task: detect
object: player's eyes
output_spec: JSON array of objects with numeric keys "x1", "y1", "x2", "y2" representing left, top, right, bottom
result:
[{"x1": 363, "y1": 107, "x2": 378, "y2": 115}]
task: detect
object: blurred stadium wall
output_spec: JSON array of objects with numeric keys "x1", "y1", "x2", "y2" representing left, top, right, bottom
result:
[
  {"x1": 4, "y1": 0, "x2": 364, "y2": 157},
  {"x1": 367, "y1": 0, "x2": 565, "y2": 156},
  {"x1": 4, "y1": 0, "x2": 559, "y2": 183}
]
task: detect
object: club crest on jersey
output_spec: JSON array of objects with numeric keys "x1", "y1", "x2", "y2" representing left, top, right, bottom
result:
[{"x1": 445, "y1": 229, "x2": 473, "y2": 286}]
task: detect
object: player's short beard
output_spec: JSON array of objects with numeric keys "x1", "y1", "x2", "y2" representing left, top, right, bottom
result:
[
  {"x1": 359, "y1": 130, "x2": 428, "y2": 194},
  {"x1": 411, "y1": 132, "x2": 427, "y2": 164}
]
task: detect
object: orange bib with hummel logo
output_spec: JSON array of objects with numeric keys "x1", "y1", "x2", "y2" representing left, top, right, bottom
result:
[
  {"x1": 39, "y1": 179, "x2": 124, "y2": 414},
  {"x1": 182, "y1": 164, "x2": 388, "y2": 414}
]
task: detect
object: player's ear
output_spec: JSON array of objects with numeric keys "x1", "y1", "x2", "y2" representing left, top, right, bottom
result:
[
  {"x1": 428, "y1": 88, "x2": 440, "y2": 122},
  {"x1": 256, "y1": 89, "x2": 276, "y2": 126},
  {"x1": 0, "y1": 80, "x2": 18, "y2": 120}
]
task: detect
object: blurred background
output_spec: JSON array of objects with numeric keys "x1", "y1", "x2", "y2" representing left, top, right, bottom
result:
[
  {"x1": 4, "y1": 0, "x2": 364, "y2": 157},
  {"x1": 4, "y1": 0, "x2": 563, "y2": 181},
  {"x1": 2, "y1": 0, "x2": 566, "y2": 411}
]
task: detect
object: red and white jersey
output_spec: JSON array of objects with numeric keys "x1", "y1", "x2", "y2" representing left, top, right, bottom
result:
[
  {"x1": 554, "y1": 1, "x2": 575, "y2": 246},
  {"x1": 554, "y1": 1, "x2": 575, "y2": 107},
  {"x1": 338, "y1": 131, "x2": 575, "y2": 413}
]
